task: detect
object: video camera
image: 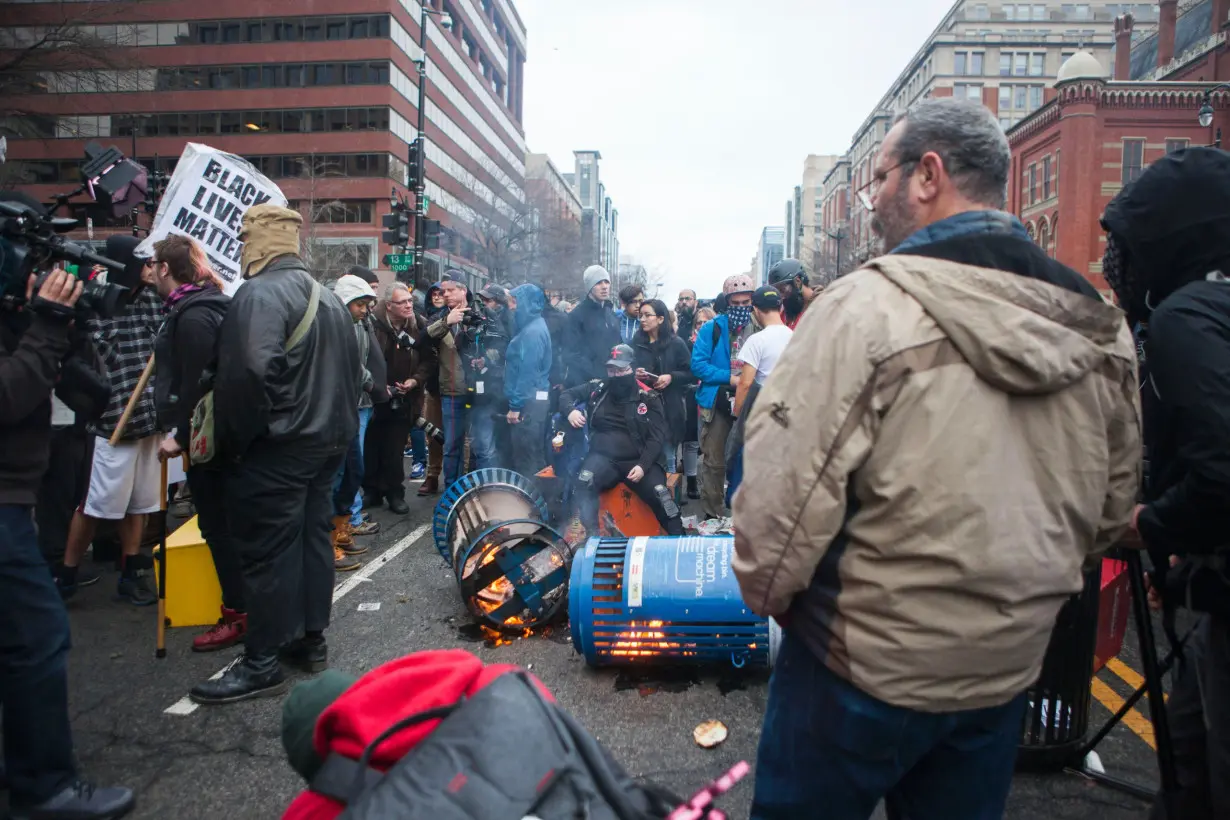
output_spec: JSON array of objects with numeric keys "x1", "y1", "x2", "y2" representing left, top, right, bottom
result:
[{"x1": 0, "y1": 138, "x2": 151, "y2": 319}]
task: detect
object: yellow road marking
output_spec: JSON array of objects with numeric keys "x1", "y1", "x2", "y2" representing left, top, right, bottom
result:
[
  {"x1": 1106, "y1": 658, "x2": 1144, "y2": 691},
  {"x1": 1091, "y1": 669, "x2": 1157, "y2": 750}
]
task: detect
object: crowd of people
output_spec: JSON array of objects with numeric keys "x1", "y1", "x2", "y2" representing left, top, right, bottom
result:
[{"x1": 3, "y1": 94, "x2": 1228, "y2": 820}]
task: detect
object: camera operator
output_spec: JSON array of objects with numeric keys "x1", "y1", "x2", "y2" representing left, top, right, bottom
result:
[
  {"x1": 1, "y1": 268, "x2": 135, "y2": 818},
  {"x1": 1102, "y1": 148, "x2": 1230, "y2": 820},
  {"x1": 470, "y1": 283, "x2": 513, "y2": 469},
  {"x1": 426, "y1": 272, "x2": 484, "y2": 487}
]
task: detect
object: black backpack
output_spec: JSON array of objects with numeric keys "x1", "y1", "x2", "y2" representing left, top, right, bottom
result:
[{"x1": 309, "y1": 672, "x2": 686, "y2": 820}]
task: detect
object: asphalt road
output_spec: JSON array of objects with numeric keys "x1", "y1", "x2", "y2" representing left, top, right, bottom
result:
[{"x1": 37, "y1": 488, "x2": 1164, "y2": 820}]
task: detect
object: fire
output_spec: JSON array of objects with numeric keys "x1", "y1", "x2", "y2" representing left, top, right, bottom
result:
[{"x1": 610, "y1": 620, "x2": 686, "y2": 657}]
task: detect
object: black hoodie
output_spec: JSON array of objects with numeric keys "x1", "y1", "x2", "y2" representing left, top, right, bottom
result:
[{"x1": 1101, "y1": 148, "x2": 1230, "y2": 561}]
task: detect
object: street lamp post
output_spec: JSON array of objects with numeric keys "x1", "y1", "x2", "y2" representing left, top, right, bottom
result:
[
  {"x1": 413, "y1": 5, "x2": 452, "y2": 286},
  {"x1": 1196, "y1": 83, "x2": 1230, "y2": 147}
]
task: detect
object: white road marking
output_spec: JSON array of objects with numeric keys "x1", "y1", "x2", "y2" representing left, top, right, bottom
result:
[{"x1": 164, "y1": 523, "x2": 431, "y2": 715}]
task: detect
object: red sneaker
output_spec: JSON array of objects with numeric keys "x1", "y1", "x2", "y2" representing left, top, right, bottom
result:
[{"x1": 192, "y1": 607, "x2": 247, "y2": 652}]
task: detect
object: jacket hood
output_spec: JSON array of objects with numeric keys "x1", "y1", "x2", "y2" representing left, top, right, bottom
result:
[
  {"x1": 1102, "y1": 147, "x2": 1230, "y2": 308},
  {"x1": 872, "y1": 255, "x2": 1129, "y2": 395},
  {"x1": 333, "y1": 274, "x2": 376, "y2": 306},
  {"x1": 511, "y1": 283, "x2": 544, "y2": 331},
  {"x1": 240, "y1": 204, "x2": 302, "y2": 278}
]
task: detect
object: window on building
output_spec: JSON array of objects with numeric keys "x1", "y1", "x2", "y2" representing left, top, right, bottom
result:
[
  {"x1": 1033, "y1": 4, "x2": 1047, "y2": 19},
  {"x1": 1030, "y1": 53, "x2": 1045, "y2": 76},
  {"x1": 1029, "y1": 164, "x2": 1038, "y2": 204},
  {"x1": 970, "y1": 52, "x2": 984, "y2": 74},
  {"x1": 955, "y1": 83, "x2": 982, "y2": 100},
  {"x1": 1042, "y1": 155, "x2": 1052, "y2": 198},
  {"x1": 1122, "y1": 138, "x2": 1145, "y2": 184},
  {"x1": 1014, "y1": 53, "x2": 1027, "y2": 76},
  {"x1": 1000, "y1": 116, "x2": 1012, "y2": 129},
  {"x1": 306, "y1": 200, "x2": 375, "y2": 223},
  {"x1": 972, "y1": 3, "x2": 990, "y2": 20},
  {"x1": 1014, "y1": 85, "x2": 1028, "y2": 109},
  {"x1": 955, "y1": 52, "x2": 967, "y2": 75},
  {"x1": 1000, "y1": 53, "x2": 1012, "y2": 76},
  {"x1": 1039, "y1": 219, "x2": 1050, "y2": 254},
  {"x1": 1166, "y1": 138, "x2": 1190, "y2": 154},
  {"x1": 1029, "y1": 85, "x2": 1043, "y2": 109},
  {"x1": 1055, "y1": 149, "x2": 1060, "y2": 190}
]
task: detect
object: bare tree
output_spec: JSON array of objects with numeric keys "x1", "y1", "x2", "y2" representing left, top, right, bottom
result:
[
  {"x1": 1, "y1": 1, "x2": 151, "y2": 137},
  {"x1": 522, "y1": 188, "x2": 584, "y2": 297},
  {"x1": 445, "y1": 156, "x2": 536, "y2": 285},
  {"x1": 291, "y1": 155, "x2": 371, "y2": 280}
]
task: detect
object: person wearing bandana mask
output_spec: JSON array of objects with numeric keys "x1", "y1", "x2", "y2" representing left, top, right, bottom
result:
[
  {"x1": 198, "y1": 204, "x2": 360, "y2": 706},
  {"x1": 559, "y1": 344, "x2": 683, "y2": 537},
  {"x1": 689, "y1": 273, "x2": 755, "y2": 519},
  {"x1": 1102, "y1": 147, "x2": 1230, "y2": 820}
]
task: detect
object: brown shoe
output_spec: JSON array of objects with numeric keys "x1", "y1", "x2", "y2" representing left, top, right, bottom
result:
[
  {"x1": 351, "y1": 519, "x2": 380, "y2": 537},
  {"x1": 334, "y1": 545, "x2": 361, "y2": 572},
  {"x1": 417, "y1": 476, "x2": 440, "y2": 497},
  {"x1": 332, "y1": 515, "x2": 367, "y2": 555}
]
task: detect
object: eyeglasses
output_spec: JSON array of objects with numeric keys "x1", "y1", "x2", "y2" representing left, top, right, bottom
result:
[
  {"x1": 856, "y1": 156, "x2": 919, "y2": 212},
  {"x1": 389, "y1": 299, "x2": 413, "y2": 307}
]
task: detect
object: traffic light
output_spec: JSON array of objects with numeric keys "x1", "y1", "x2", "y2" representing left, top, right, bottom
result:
[
  {"x1": 423, "y1": 218, "x2": 442, "y2": 250},
  {"x1": 382, "y1": 205, "x2": 409, "y2": 247},
  {"x1": 406, "y1": 138, "x2": 421, "y2": 186}
]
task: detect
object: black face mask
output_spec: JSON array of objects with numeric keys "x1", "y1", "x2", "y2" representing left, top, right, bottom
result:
[
  {"x1": 783, "y1": 292, "x2": 805, "y2": 316},
  {"x1": 609, "y1": 373, "x2": 637, "y2": 397}
]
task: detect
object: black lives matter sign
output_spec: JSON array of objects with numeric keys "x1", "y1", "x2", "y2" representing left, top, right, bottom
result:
[{"x1": 138, "y1": 143, "x2": 287, "y2": 294}]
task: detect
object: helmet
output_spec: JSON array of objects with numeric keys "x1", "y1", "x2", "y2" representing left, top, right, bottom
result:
[
  {"x1": 722, "y1": 273, "x2": 755, "y2": 296},
  {"x1": 768, "y1": 258, "x2": 809, "y2": 287}
]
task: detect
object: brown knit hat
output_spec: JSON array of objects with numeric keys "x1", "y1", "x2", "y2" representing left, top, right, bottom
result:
[{"x1": 240, "y1": 204, "x2": 302, "y2": 278}]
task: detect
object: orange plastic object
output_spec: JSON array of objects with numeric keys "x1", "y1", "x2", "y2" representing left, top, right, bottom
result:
[{"x1": 597, "y1": 483, "x2": 666, "y2": 538}]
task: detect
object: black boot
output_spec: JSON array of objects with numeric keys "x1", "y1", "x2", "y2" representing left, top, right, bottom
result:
[
  {"x1": 686, "y1": 476, "x2": 700, "y2": 500},
  {"x1": 279, "y1": 635, "x2": 328, "y2": 673},
  {"x1": 188, "y1": 652, "x2": 286, "y2": 705},
  {"x1": 386, "y1": 495, "x2": 410, "y2": 515},
  {"x1": 11, "y1": 780, "x2": 135, "y2": 820}
]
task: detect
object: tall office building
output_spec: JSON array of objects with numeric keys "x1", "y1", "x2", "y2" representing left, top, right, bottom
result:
[
  {"x1": 566, "y1": 149, "x2": 620, "y2": 274},
  {"x1": 1, "y1": 0, "x2": 528, "y2": 286},
  {"x1": 755, "y1": 226, "x2": 786, "y2": 286}
]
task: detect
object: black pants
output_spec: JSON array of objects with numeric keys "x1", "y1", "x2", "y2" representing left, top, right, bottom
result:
[
  {"x1": 35, "y1": 425, "x2": 93, "y2": 565},
  {"x1": 1151, "y1": 614, "x2": 1230, "y2": 820},
  {"x1": 576, "y1": 453, "x2": 683, "y2": 536},
  {"x1": 187, "y1": 466, "x2": 245, "y2": 612},
  {"x1": 510, "y1": 404, "x2": 548, "y2": 493},
  {"x1": 363, "y1": 410, "x2": 414, "y2": 502},
  {"x1": 225, "y1": 441, "x2": 342, "y2": 658},
  {"x1": 0, "y1": 505, "x2": 75, "y2": 807}
]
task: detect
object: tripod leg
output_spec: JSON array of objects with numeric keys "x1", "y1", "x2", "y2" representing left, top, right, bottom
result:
[{"x1": 1124, "y1": 550, "x2": 1179, "y2": 799}]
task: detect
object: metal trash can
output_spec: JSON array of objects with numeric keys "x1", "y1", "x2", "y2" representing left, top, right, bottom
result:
[
  {"x1": 569, "y1": 535, "x2": 781, "y2": 668},
  {"x1": 432, "y1": 468, "x2": 571, "y2": 633},
  {"x1": 1017, "y1": 565, "x2": 1102, "y2": 770}
]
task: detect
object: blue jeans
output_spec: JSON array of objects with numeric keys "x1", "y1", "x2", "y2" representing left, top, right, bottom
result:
[
  {"x1": 409, "y1": 426, "x2": 427, "y2": 464},
  {"x1": 348, "y1": 407, "x2": 373, "y2": 525},
  {"x1": 751, "y1": 633, "x2": 1026, "y2": 820},
  {"x1": 0, "y1": 506, "x2": 76, "y2": 806},
  {"x1": 468, "y1": 405, "x2": 499, "y2": 472},
  {"x1": 441, "y1": 396, "x2": 470, "y2": 489}
]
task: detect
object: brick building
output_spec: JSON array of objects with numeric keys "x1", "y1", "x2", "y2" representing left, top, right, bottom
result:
[
  {"x1": 0, "y1": 0, "x2": 528, "y2": 286},
  {"x1": 1006, "y1": 0, "x2": 1230, "y2": 296}
]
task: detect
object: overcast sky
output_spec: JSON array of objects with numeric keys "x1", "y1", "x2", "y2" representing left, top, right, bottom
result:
[{"x1": 517, "y1": 0, "x2": 956, "y2": 299}]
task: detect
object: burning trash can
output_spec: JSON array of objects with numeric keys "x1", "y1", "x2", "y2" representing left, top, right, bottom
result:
[
  {"x1": 569, "y1": 535, "x2": 781, "y2": 667},
  {"x1": 433, "y1": 469, "x2": 572, "y2": 634}
]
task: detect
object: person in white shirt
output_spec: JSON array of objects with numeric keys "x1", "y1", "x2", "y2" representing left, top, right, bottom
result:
[
  {"x1": 734, "y1": 286, "x2": 792, "y2": 416},
  {"x1": 725, "y1": 285, "x2": 793, "y2": 504}
]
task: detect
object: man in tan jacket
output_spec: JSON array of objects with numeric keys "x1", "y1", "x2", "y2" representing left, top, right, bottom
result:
[{"x1": 734, "y1": 98, "x2": 1141, "y2": 819}]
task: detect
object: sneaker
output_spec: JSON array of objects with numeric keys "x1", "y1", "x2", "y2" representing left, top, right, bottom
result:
[
  {"x1": 403, "y1": 445, "x2": 415, "y2": 458},
  {"x1": 351, "y1": 519, "x2": 380, "y2": 537},
  {"x1": 116, "y1": 571, "x2": 157, "y2": 607},
  {"x1": 9, "y1": 779, "x2": 135, "y2": 820},
  {"x1": 410, "y1": 462, "x2": 426, "y2": 480},
  {"x1": 335, "y1": 547, "x2": 362, "y2": 572}
]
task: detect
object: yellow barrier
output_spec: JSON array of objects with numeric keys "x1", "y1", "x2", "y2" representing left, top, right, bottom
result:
[{"x1": 154, "y1": 514, "x2": 223, "y2": 628}]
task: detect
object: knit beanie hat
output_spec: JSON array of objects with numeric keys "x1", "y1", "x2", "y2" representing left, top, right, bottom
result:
[{"x1": 583, "y1": 265, "x2": 611, "y2": 295}]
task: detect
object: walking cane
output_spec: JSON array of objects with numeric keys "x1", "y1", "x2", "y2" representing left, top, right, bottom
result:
[{"x1": 156, "y1": 456, "x2": 169, "y2": 659}]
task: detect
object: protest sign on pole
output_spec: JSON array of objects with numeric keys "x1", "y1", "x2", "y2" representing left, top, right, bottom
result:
[{"x1": 136, "y1": 143, "x2": 287, "y2": 295}]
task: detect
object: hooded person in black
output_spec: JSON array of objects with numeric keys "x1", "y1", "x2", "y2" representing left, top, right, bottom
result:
[{"x1": 1102, "y1": 147, "x2": 1230, "y2": 820}]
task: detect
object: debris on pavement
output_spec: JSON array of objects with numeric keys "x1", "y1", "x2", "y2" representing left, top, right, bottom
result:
[{"x1": 693, "y1": 720, "x2": 728, "y2": 749}]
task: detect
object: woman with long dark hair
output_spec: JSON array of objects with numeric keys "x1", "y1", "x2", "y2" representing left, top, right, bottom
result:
[
  {"x1": 632, "y1": 299, "x2": 692, "y2": 474},
  {"x1": 147, "y1": 235, "x2": 245, "y2": 651}
]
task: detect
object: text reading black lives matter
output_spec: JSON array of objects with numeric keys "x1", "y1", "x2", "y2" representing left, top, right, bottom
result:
[{"x1": 171, "y1": 158, "x2": 274, "y2": 281}]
